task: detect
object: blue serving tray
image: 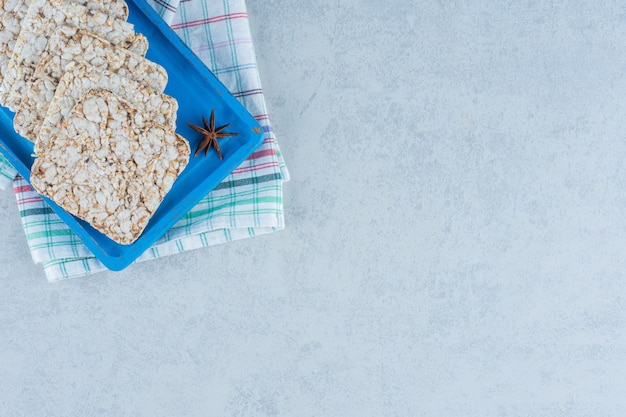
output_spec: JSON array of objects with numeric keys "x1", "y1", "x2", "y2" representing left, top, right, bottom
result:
[{"x1": 0, "y1": 0, "x2": 265, "y2": 271}]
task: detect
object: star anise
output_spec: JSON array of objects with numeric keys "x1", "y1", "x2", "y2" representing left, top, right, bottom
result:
[{"x1": 187, "y1": 110, "x2": 239, "y2": 159}]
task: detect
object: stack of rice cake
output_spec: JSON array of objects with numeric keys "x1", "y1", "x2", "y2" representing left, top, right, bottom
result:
[{"x1": 0, "y1": 0, "x2": 191, "y2": 245}]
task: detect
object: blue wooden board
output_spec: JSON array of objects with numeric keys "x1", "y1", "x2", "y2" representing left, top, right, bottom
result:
[{"x1": 0, "y1": 0, "x2": 265, "y2": 271}]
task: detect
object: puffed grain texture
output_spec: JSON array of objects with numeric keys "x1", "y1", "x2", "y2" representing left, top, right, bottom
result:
[
  {"x1": 0, "y1": 0, "x2": 128, "y2": 83},
  {"x1": 34, "y1": 61, "x2": 177, "y2": 151},
  {"x1": 0, "y1": 0, "x2": 144, "y2": 110},
  {"x1": 15, "y1": 27, "x2": 163, "y2": 141},
  {"x1": 0, "y1": 0, "x2": 28, "y2": 81},
  {"x1": 30, "y1": 90, "x2": 190, "y2": 245}
]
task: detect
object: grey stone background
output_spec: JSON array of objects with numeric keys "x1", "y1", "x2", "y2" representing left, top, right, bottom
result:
[{"x1": 1, "y1": 1, "x2": 626, "y2": 415}]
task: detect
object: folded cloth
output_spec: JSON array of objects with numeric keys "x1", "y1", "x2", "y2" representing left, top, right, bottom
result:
[
  {"x1": 0, "y1": 155, "x2": 17, "y2": 189},
  {"x1": 2, "y1": 0, "x2": 289, "y2": 281}
]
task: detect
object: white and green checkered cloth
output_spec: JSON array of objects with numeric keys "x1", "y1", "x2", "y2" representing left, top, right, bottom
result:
[{"x1": 0, "y1": 0, "x2": 289, "y2": 281}]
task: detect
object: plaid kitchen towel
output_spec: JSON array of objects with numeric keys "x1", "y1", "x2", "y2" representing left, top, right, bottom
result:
[
  {"x1": 0, "y1": 154, "x2": 17, "y2": 188},
  {"x1": 1, "y1": 0, "x2": 289, "y2": 281}
]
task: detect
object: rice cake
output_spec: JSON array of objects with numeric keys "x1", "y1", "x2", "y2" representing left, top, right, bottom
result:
[
  {"x1": 72, "y1": 0, "x2": 128, "y2": 20},
  {"x1": 0, "y1": 0, "x2": 128, "y2": 84},
  {"x1": 16, "y1": 27, "x2": 166, "y2": 141},
  {"x1": 34, "y1": 61, "x2": 177, "y2": 152},
  {"x1": 0, "y1": 0, "x2": 28, "y2": 82},
  {"x1": 31, "y1": 90, "x2": 190, "y2": 245},
  {"x1": 0, "y1": 0, "x2": 146, "y2": 110}
]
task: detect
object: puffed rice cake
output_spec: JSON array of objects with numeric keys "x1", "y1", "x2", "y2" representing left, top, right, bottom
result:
[
  {"x1": 0, "y1": 0, "x2": 128, "y2": 84},
  {"x1": 15, "y1": 26, "x2": 165, "y2": 141},
  {"x1": 30, "y1": 90, "x2": 190, "y2": 245},
  {"x1": 0, "y1": 0, "x2": 29, "y2": 82},
  {"x1": 35, "y1": 61, "x2": 178, "y2": 152},
  {"x1": 0, "y1": 0, "x2": 145, "y2": 110}
]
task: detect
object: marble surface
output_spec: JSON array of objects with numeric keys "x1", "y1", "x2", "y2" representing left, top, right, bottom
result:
[{"x1": 1, "y1": 1, "x2": 626, "y2": 415}]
